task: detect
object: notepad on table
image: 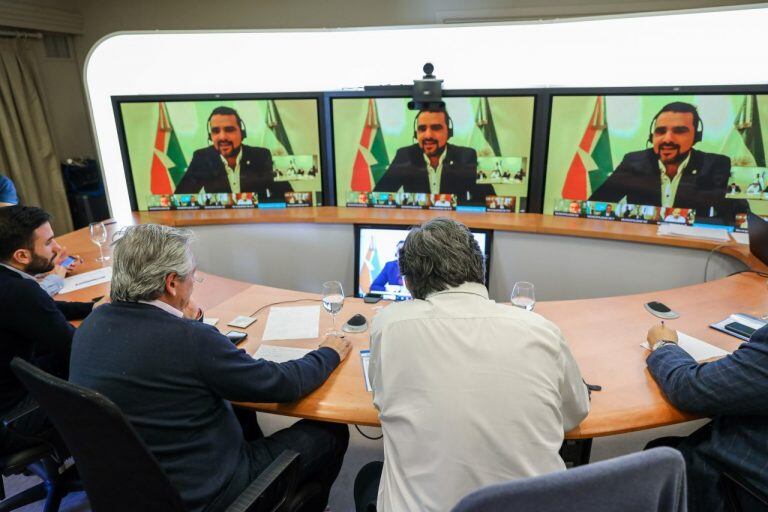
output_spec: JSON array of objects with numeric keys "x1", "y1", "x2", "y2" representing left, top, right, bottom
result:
[
  {"x1": 261, "y1": 305, "x2": 320, "y2": 341},
  {"x1": 360, "y1": 350, "x2": 372, "y2": 392},
  {"x1": 642, "y1": 331, "x2": 730, "y2": 362}
]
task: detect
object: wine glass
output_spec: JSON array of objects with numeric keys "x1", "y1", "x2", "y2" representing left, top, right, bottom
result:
[
  {"x1": 322, "y1": 281, "x2": 345, "y2": 336},
  {"x1": 511, "y1": 281, "x2": 535, "y2": 311},
  {"x1": 89, "y1": 221, "x2": 110, "y2": 263}
]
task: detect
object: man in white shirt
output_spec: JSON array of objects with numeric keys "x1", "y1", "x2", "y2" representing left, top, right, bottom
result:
[{"x1": 355, "y1": 217, "x2": 590, "y2": 512}]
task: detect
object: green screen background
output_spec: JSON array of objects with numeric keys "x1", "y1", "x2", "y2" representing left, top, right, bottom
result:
[
  {"x1": 120, "y1": 99, "x2": 322, "y2": 210},
  {"x1": 332, "y1": 96, "x2": 535, "y2": 207},
  {"x1": 544, "y1": 94, "x2": 768, "y2": 216}
]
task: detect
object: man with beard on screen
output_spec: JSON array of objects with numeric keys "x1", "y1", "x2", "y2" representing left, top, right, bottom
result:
[
  {"x1": 589, "y1": 101, "x2": 746, "y2": 224},
  {"x1": 174, "y1": 106, "x2": 292, "y2": 202},
  {"x1": 373, "y1": 108, "x2": 494, "y2": 205}
]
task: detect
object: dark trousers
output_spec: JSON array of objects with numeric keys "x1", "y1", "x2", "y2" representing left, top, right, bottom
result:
[
  {"x1": 644, "y1": 424, "x2": 767, "y2": 512},
  {"x1": 213, "y1": 410, "x2": 349, "y2": 512},
  {"x1": 354, "y1": 461, "x2": 383, "y2": 512}
]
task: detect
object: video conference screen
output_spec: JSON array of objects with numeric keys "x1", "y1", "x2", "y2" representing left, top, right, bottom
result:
[
  {"x1": 332, "y1": 95, "x2": 535, "y2": 213},
  {"x1": 354, "y1": 225, "x2": 492, "y2": 300},
  {"x1": 115, "y1": 97, "x2": 324, "y2": 211},
  {"x1": 543, "y1": 94, "x2": 768, "y2": 230}
]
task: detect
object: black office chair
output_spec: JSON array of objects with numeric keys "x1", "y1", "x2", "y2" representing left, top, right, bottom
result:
[
  {"x1": 10, "y1": 357, "x2": 311, "y2": 512},
  {"x1": 0, "y1": 401, "x2": 79, "y2": 512},
  {"x1": 722, "y1": 472, "x2": 768, "y2": 512}
]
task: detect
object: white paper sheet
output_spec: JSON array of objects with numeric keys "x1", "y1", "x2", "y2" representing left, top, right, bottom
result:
[
  {"x1": 253, "y1": 345, "x2": 311, "y2": 363},
  {"x1": 261, "y1": 305, "x2": 320, "y2": 341},
  {"x1": 59, "y1": 267, "x2": 112, "y2": 295},
  {"x1": 730, "y1": 232, "x2": 749, "y2": 245},
  {"x1": 642, "y1": 331, "x2": 730, "y2": 362},
  {"x1": 657, "y1": 224, "x2": 731, "y2": 242}
]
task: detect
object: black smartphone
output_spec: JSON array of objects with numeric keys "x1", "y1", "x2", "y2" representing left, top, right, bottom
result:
[
  {"x1": 363, "y1": 294, "x2": 382, "y2": 304},
  {"x1": 724, "y1": 322, "x2": 756, "y2": 338},
  {"x1": 225, "y1": 330, "x2": 248, "y2": 344}
]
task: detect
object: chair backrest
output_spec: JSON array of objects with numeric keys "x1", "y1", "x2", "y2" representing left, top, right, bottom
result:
[
  {"x1": 451, "y1": 447, "x2": 687, "y2": 512},
  {"x1": 10, "y1": 358, "x2": 187, "y2": 512}
]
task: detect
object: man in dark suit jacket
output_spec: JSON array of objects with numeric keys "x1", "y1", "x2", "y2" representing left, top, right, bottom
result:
[
  {"x1": 645, "y1": 322, "x2": 768, "y2": 511},
  {"x1": 70, "y1": 224, "x2": 351, "y2": 512},
  {"x1": 373, "y1": 109, "x2": 494, "y2": 205},
  {"x1": 0, "y1": 205, "x2": 96, "y2": 453},
  {"x1": 589, "y1": 102, "x2": 747, "y2": 224},
  {"x1": 174, "y1": 106, "x2": 292, "y2": 202}
]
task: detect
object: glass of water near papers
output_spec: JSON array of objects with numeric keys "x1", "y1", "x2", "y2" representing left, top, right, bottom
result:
[
  {"x1": 511, "y1": 281, "x2": 535, "y2": 311},
  {"x1": 322, "y1": 281, "x2": 345, "y2": 336},
  {"x1": 89, "y1": 221, "x2": 110, "y2": 263}
]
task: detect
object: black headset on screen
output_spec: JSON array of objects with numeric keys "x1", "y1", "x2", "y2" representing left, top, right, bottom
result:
[
  {"x1": 413, "y1": 109, "x2": 454, "y2": 140},
  {"x1": 646, "y1": 102, "x2": 703, "y2": 145},
  {"x1": 206, "y1": 106, "x2": 247, "y2": 141}
]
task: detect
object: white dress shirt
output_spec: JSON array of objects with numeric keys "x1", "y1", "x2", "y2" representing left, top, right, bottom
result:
[{"x1": 369, "y1": 282, "x2": 590, "y2": 512}]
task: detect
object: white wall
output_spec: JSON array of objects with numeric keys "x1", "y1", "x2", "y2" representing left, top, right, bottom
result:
[{"x1": 190, "y1": 223, "x2": 745, "y2": 301}]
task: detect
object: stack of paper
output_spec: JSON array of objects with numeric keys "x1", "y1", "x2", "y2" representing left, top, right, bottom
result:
[
  {"x1": 657, "y1": 224, "x2": 731, "y2": 242},
  {"x1": 730, "y1": 232, "x2": 749, "y2": 245}
]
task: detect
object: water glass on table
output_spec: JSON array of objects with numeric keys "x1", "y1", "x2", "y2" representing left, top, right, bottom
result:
[
  {"x1": 322, "y1": 281, "x2": 345, "y2": 336},
  {"x1": 511, "y1": 281, "x2": 535, "y2": 311},
  {"x1": 89, "y1": 221, "x2": 111, "y2": 263}
]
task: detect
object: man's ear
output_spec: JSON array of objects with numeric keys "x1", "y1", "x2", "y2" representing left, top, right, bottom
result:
[
  {"x1": 165, "y1": 273, "x2": 178, "y2": 297},
  {"x1": 11, "y1": 248, "x2": 31, "y2": 266}
]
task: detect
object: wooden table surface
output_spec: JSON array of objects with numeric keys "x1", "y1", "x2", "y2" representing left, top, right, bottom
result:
[{"x1": 55, "y1": 213, "x2": 768, "y2": 438}]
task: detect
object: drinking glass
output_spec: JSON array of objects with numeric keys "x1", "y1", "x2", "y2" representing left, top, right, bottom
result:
[
  {"x1": 511, "y1": 281, "x2": 535, "y2": 311},
  {"x1": 89, "y1": 221, "x2": 110, "y2": 263},
  {"x1": 322, "y1": 281, "x2": 345, "y2": 335}
]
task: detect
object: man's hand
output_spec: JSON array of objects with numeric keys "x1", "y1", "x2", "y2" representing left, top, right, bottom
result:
[
  {"x1": 53, "y1": 248, "x2": 82, "y2": 277},
  {"x1": 319, "y1": 334, "x2": 352, "y2": 361},
  {"x1": 183, "y1": 299, "x2": 203, "y2": 320},
  {"x1": 647, "y1": 323, "x2": 678, "y2": 347}
]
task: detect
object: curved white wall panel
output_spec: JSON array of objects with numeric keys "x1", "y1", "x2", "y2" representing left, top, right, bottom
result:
[{"x1": 85, "y1": 6, "x2": 768, "y2": 220}]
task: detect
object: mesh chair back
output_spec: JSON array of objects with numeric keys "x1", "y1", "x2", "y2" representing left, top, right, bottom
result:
[
  {"x1": 10, "y1": 358, "x2": 187, "y2": 512},
  {"x1": 451, "y1": 447, "x2": 687, "y2": 512}
]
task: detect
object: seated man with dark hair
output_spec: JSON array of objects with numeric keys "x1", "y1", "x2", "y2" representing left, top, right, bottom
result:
[
  {"x1": 645, "y1": 322, "x2": 768, "y2": 512},
  {"x1": 0, "y1": 205, "x2": 97, "y2": 453},
  {"x1": 70, "y1": 224, "x2": 351, "y2": 512},
  {"x1": 356, "y1": 217, "x2": 590, "y2": 512}
]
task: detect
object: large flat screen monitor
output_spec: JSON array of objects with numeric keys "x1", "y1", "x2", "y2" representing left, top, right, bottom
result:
[
  {"x1": 114, "y1": 95, "x2": 325, "y2": 211},
  {"x1": 332, "y1": 94, "x2": 536, "y2": 213},
  {"x1": 354, "y1": 224, "x2": 492, "y2": 300},
  {"x1": 543, "y1": 93, "x2": 768, "y2": 229}
]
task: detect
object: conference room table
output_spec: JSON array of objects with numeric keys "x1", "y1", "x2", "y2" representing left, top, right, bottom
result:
[{"x1": 55, "y1": 209, "x2": 768, "y2": 464}]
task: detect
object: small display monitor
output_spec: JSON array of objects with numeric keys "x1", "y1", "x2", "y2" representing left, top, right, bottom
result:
[
  {"x1": 354, "y1": 224, "x2": 493, "y2": 300},
  {"x1": 332, "y1": 93, "x2": 535, "y2": 213},
  {"x1": 114, "y1": 95, "x2": 324, "y2": 211},
  {"x1": 543, "y1": 93, "x2": 768, "y2": 228}
]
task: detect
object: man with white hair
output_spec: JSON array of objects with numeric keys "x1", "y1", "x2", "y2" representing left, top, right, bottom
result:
[
  {"x1": 70, "y1": 224, "x2": 351, "y2": 512},
  {"x1": 356, "y1": 217, "x2": 590, "y2": 512}
]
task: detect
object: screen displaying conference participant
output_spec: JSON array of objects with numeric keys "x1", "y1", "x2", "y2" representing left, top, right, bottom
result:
[
  {"x1": 543, "y1": 93, "x2": 768, "y2": 227},
  {"x1": 332, "y1": 95, "x2": 535, "y2": 212},
  {"x1": 355, "y1": 225, "x2": 491, "y2": 300},
  {"x1": 116, "y1": 97, "x2": 324, "y2": 211}
]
